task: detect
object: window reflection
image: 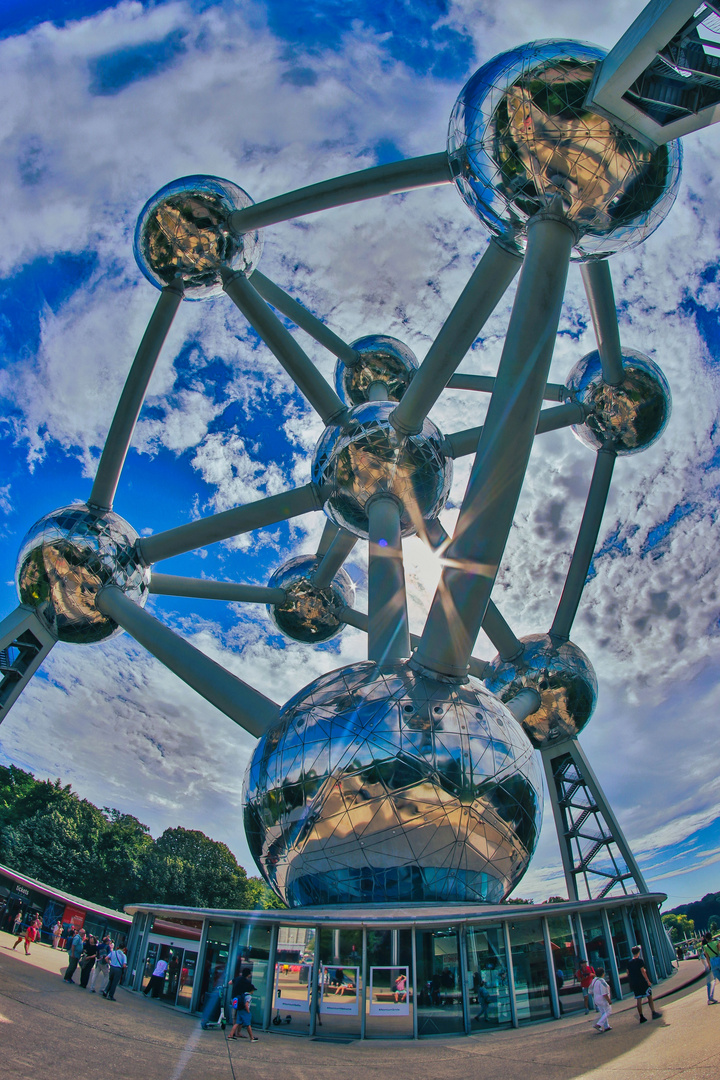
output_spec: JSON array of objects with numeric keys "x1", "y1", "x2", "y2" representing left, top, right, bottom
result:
[
  {"x1": 416, "y1": 927, "x2": 464, "y2": 1035},
  {"x1": 466, "y1": 924, "x2": 512, "y2": 1027},
  {"x1": 509, "y1": 919, "x2": 552, "y2": 1022},
  {"x1": 545, "y1": 915, "x2": 585, "y2": 1013}
]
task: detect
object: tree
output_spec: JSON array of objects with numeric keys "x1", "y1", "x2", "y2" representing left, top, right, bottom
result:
[
  {"x1": 661, "y1": 913, "x2": 695, "y2": 942},
  {"x1": 245, "y1": 876, "x2": 286, "y2": 910},
  {"x1": 136, "y1": 827, "x2": 253, "y2": 909}
]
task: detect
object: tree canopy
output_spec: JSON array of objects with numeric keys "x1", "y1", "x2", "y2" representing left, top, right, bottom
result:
[{"x1": 0, "y1": 764, "x2": 283, "y2": 911}]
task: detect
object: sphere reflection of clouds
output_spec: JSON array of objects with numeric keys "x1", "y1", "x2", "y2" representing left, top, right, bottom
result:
[
  {"x1": 15, "y1": 505, "x2": 150, "y2": 645},
  {"x1": 335, "y1": 335, "x2": 418, "y2": 407},
  {"x1": 243, "y1": 660, "x2": 543, "y2": 907},
  {"x1": 448, "y1": 39, "x2": 682, "y2": 260},
  {"x1": 267, "y1": 555, "x2": 354, "y2": 644},
  {"x1": 133, "y1": 174, "x2": 263, "y2": 300}
]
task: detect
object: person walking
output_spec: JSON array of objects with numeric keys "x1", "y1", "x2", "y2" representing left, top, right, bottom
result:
[
  {"x1": 11, "y1": 910, "x2": 24, "y2": 939},
  {"x1": 89, "y1": 936, "x2": 112, "y2": 994},
  {"x1": 700, "y1": 933, "x2": 718, "y2": 1003},
  {"x1": 575, "y1": 959, "x2": 596, "y2": 1014},
  {"x1": 590, "y1": 967, "x2": 612, "y2": 1031},
  {"x1": 143, "y1": 957, "x2": 169, "y2": 998},
  {"x1": 701, "y1": 931, "x2": 720, "y2": 987},
  {"x1": 13, "y1": 915, "x2": 39, "y2": 955},
  {"x1": 79, "y1": 934, "x2": 98, "y2": 988},
  {"x1": 52, "y1": 920, "x2": 63, "y2": 949},
  {"x1": 63, "y1": 928, "x2": 86, "y2": 984},
  {"x1": 228, "y1": 967, "x2": 258, "y2": 1041},
  {"x1": 627, "y1": 945, "x2": 661, "y2": 1022},
  {"x1": 102, "y1": 943, "x2": 127, "y2": 1001}
]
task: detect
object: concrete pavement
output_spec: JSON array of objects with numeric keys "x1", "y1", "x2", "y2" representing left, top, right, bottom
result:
[{"x1": 0, "y1": 930, "x2": 716, "y2": 1080}]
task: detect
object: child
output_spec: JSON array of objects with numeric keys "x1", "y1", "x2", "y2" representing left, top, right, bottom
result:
[{"x1": 590, "y1": 967, "x2": 612, "y2": 1032}]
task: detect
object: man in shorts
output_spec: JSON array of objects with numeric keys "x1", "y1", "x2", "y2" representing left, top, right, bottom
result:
[
  {"x1": 627, "y1": 945, "x2": 661, "y2": 1022},
  {"x1": 228, "y1": 967, "x2": 258, "y2": 1042},
  {"x1": 575, "y1": 959, "x2": 595, "y2": 1014}
]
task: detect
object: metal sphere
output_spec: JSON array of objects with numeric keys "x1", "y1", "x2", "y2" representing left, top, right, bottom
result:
[
  {"x1": 566, "y1": 348, "x2": 671, "y2": 455},
  {"x1": 311, "y1": 401, "x2": 452, "y2": 538},
  {"x1": 15, "y1": 504, "x2": 150, "y2": 645},
  {"x1": 334, "y1": 335, "x2": 418, "y2": 407},
  {"x1": 267, "y1": 555, "x2": 355, "y2": 644},
  {"x1": 447, "y1": 39, "x2": 682, "y2": 260},
  {"x1": 484, "y1": 634, "x2": 597, "y2": 748},
  {"x1": 133, "y1": 175, "x2": 262, "y2": 300},
  {"x1": 243, "y1": 659, "x2": 543, "y2": 906}
]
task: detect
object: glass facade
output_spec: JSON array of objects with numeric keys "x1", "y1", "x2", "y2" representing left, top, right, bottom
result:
[
  {"x1": 466, "y1": 924, "x2": 512, "y2": 1028},
  {"x1": 509, "y1": 918, "x2": 553, "y2": 1023},
  {"x1": 125, "y1": 899, "x2": 670, "y2": 1038},
  {"x1": 545, "y1": 915, "x2": 585, "y2": 1014}
]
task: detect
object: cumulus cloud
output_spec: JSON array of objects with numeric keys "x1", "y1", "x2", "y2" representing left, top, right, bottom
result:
[{"x1": 0, "y1": 0, "x2": 719, "y2": 904}]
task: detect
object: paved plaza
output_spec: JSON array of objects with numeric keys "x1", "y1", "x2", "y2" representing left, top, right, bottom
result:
[{"x1": 0, "y1": 930, "x2": 715, "y2": 1080}]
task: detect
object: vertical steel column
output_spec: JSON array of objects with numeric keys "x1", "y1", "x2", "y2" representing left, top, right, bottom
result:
[
  {"x1": 190, "y1": 919, "x2": 210, "y2": 1014},
  {"x1": 310, "y1": 933, "x2": 321, "y2": 1036},
  {"x1": 134, "y1": 913, "x2": 154, "y2": 993},
  {"x1": 636, "y1": 906, "x2": 658, "y2": 984},
  {"x1": 503, "y1": 920, "x2": 518, "y2": 1028},
  {"x1": 543, "y1": 917, "x2": 561, "y2": 1019},
  {"x1": 601, "y1": 908, "x2": 622, "y2": 1000},
  {"x1": 575, "y1": 912, "x2": 589, "y2": 963},
  {"x1": 263, "y1": 923, "x2": 278, "y2": 1031},
  {"x1": 125, "y1": 913, "x2": 143, "y2": 990},
  {"x1": 541, "y1": 747, "x2": 580, "y2": 902},
  {"x1": 89, "y1": 278, "x2": 184, "y2": 511},
  {"x1": 459, "y1": 925, "x2": 471, "y2": 1034},
  {"x1": 367, "y1": 495, "x2": 411, "y2": 662},
  {"x1": 415, "y1": 203, "x2": 576, "y2": 677},
  {"x1": 622, "y1": 905, "x2": 637, "y2": 952},
  {"x1": 360, "y1": 927, "x2": 368, "y2": 1041},
  {"x1": 581, "y1": 260, "x2": 625, "y2": 386},
  {"x1": 411, "y1": 925, "x2": 419, "y2": 1039}
]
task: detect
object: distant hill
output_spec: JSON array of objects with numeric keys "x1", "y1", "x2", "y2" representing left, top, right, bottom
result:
[{"x1": 667, "y1": 892, "x2": 720, "y2": 930}]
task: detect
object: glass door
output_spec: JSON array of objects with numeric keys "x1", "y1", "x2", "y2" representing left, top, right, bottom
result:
[
  {"x1": 465, "y1": 924, "x2": 512, "y2": 1029},
  {"x1": 365, "y1": 929, "x2": 414, "y2": 1038},
  {"x1": 415, "y1": 927, "x2": 464, "y2": 1036},
  {"x1": 272, "y1": 926, "x2": 316, "y2": 1034},
  {"x1": 317, "y1": 928, "x2": 363, "y2": 1039}
]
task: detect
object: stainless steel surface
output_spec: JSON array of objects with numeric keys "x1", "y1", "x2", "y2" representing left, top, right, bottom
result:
[
  {"x1": 97, "y1": 585, "x2": 279, "y2": 737},
  {"x1": 138, "y1": 482, "x2": 326, "y2": 565},
  {"x1": 335, "y1": 335, "x2": 418, "y2": 407},
  {"x1": 222, "y1": 268, "x2": 346, "y2": 424},
  {"x1": 414, "y1": 206, "x2": 574, "y2": 677},
  {"x1": 0, "y1": 606, "x2": 55, "y2": 726},
  {"x1": 228, "y1": 152, "x2": 452, "y2": 233},
  {"x1": 243, "y1": 660, "x2": 543, "y2": 907},
  {"x1": 485, "y1": 633, "x2": 598, "y2": 748},
  {"x1": 312, "y1": 401, "x2": 452, "y2": 538},
  {"x1": 367, "y1": 495, "x2": 411, "y2": 662},
  {"x1": 149, "y1": 574, "x2": 286, "y2": 605},
  {"x1": 581, "y1": 260, "x2": 624, "y2": 385},
  {"x1": 390, "y1": 240, "x2": 522, "y2": 435},
  {"x1": 566, "y1": 347, "x2": 671, "y2": 455},
  {"x1": 311, "y1": 528, "x2": 357, "y2": 590},
  {"x1": 267, "y1": 555, "x2": 354, "y2": 644},
  {"x1": 251, "y1": 270, "x2": 359, "y2": 367},
  {"x1": 448, "y1": 40, "x2": 682, "y2": 260},
  {"x1": 89, "y1": 280, "x2": 184, "y2": 511},
  {"x1": 16, "y1": 503, "x2": 150, "y2": 644},
  {"x1": 134, "y1": 174, "x2": 262, "y2": 299}
]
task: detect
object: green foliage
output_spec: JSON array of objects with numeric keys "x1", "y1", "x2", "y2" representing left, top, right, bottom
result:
[
  {"x1": 0, "y1": 765, "x2": 281, "y2": 912},
  {"x1": 666, "y1": 893, "x2": 720, "y2": 934},
  {"x1": 661, "y1": 913, "x2": 695, "y2": 942},
  {"x1": 505, "y1": 897, "x2": 535, "y2": 905}
]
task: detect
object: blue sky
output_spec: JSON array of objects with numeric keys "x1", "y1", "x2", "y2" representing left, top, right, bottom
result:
[{"x1": 0, "y1": 0, "x2": 720, "y2": 910}]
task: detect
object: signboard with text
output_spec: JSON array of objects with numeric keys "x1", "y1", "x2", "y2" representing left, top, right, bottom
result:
[{"x1": 369, "y1": 966, "x2": 410, "y2": 1016}]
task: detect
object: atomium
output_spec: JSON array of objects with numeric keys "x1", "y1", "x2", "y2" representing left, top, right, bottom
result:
[
  {"x1": 15, "y1": 504, "x2": 150, "y2": 645},
  {"x1": 312, "y1": 401, "x2": 452, "y2": 538},
  {"x1": 484, "y1": 635, "x2": 598, "y2": 749},
  {"x1": 2, "y1": 12, "x2": 705, "y2": 911},
  {"x1": 566, "y1": 347, "x2": 672, "y2": 455},
  {"x1": 243, "y1": 660, "x2": 543, "y2": 907},
  {"x1": 448, "y1": 39, "x2": 682, "y2": 259},
  {"x1": 134, "y1": 174, "x2": 263, "y2": 300},
  {"x1": 335, "y1": 335, "x2": 419, "y2": 407},
  {"x1": 267, "y1": 555, "x2": 355, "y2": 644}
]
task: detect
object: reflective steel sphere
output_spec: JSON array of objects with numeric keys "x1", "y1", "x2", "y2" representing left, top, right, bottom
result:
[
  {"x1": 484, "y1": 634, "x2": 597, "y2": 748},
  {"x1": 312, "y1": 401, "x2": 452, "y2": 538},
  {"x1": 447, "y1": 39, "x2": 682, "y2": 260},
  {"x1": 243, "y1": 660, "x2": 543, "y2": 906},
  {"x1": 15, "y1": 504, "x2": 150, "y2": 645},
  {"x1": 566, "y1": 348, "x2": 671, "y2": 455},
  {"x1": 267, "y1": 555, "x2": 355, "y2": 644},
  {"x1": 335, "y1": 335, "x2": 418, "y2": 407},
  {"x1": 134, "y1": 175, "x2": 262, "y2": 300}
]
